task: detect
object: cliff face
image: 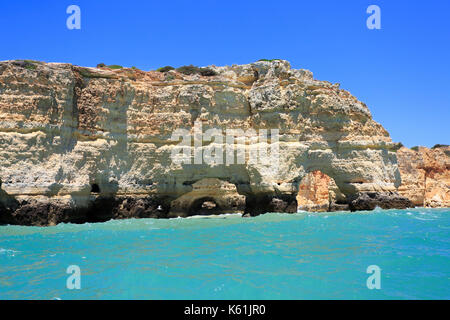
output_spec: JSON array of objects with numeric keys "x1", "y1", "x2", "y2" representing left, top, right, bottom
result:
[
  {"x1": 0, "y1": 59, "x2": 425, "y2": 225},
  {"x1": 397, "y1": 146, "x2": 450, "y2": 207},
  {"x1": 296, "y1": 171, "x2": 346, "y2": 212}
]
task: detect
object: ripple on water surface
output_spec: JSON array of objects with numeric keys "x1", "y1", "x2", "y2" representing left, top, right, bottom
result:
[{"x1": 0, "y1": 208, "x2": 449, "y2": 299}]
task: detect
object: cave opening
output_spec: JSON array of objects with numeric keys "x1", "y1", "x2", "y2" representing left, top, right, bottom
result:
[
  {"x1": 188, "y1": 197, "x2": 222, "y2": 216},
  {"x1": 91, "y1": 183, "x2": 100, "y2": 194},
  {"x1": 85, "y1": 197, "x2": 115, "y2": 223}
]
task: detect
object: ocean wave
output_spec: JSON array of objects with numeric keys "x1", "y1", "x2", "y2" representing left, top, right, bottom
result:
[
  {"x1": 0, "y1": 248, "x2": 20, "y2": 256},
  {"x1": 186, "y1": 213, "x2": 243, "y2": 219}
]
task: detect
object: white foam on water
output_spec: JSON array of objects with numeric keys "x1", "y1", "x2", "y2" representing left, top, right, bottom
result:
[
  {"x1": 414, "y1": 217, "x2": 435, "y2": 221},
  {"x1": 0, "y1": 248, "x2": 20, "y2": 256},
  {"x1": 187, "y1": 213, "x2": 242, "y2": 219}
]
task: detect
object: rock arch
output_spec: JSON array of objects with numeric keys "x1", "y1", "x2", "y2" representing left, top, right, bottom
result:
[{"x1": 169, "y1": 178, "x2": 245, "y2": 217}]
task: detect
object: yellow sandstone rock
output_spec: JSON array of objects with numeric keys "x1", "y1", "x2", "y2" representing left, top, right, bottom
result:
[
  {"x1": 296, "y1": 171, "x2": 346, "y2": 212},
  {"x1": 397, "y1": 146, "x2": 450, "y2": 208},
  {"x1": 0, "y1": 59, "x2": 445, "y2": 225}
]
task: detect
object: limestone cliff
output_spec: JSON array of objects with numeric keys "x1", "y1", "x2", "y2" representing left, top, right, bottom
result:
[
  {"x1": 397, "y1": 146, "x2": 450, "y2": 207},
  {"x1": 0, "y1": 59, "x2": 431, "y2": 225},
  {"x1": 296, "y1": 171, "x2": 346, "y2": 212}
]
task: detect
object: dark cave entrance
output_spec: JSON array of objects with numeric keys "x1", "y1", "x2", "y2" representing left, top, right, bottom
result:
[
  {"x1": 85, "y1": 197, "x2": 116, "y2": 223},
  {"x1": 188, "y1": 197, "x2": 222, "y2": 216},
  {"x1": 90, "y1": 183, "x2": 100, "y2": 194}
]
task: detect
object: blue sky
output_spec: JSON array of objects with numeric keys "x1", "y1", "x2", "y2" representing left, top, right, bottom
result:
[{"x1": 0, "y1": 0, "x2": 448, "y2": 147}]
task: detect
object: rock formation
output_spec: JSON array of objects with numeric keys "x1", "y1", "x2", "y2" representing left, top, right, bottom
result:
[
  {"x1": 0, "y1": 59, "x2": 445, "y2": 226},
  {"x1": 296, "y1": 170, "x2": 347, "y2": 212},
  {"x1": 169, "y1": 178, "x2": 245, "y2": 217},
  {"x1": 397, "y1": 146, "x2": 449, "y2": 207}
]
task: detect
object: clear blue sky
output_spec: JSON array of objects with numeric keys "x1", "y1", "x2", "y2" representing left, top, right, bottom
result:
[{"x1": 0, "y1": 0, "x2": 448, "y2": 147}]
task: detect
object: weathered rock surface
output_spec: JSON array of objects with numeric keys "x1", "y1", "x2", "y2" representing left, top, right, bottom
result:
[
  {"x1": 0, "y1": 59, "x2": 445, "y2": 225},
  {"x1": 296, "y1": 170, "x2": 347, "y2": 212},
  {"x1": 169, "y1": 178, "x2": 245, "y2": 217},
  {"x1": 397, "y1": 146, "x2": 450, "y2": 208},
  {"x1": 348, "y1": 191, "x2": 413, "y2": 211}
]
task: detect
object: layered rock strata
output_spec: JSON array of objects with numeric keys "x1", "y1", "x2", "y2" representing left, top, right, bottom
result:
[
  {"x1": 0, "y1": 59, "x2": 441, "y2": 226},
  {"x1": 169, "y1": 178, "x2": 245, "y2": 217},
  {"x1": 296, "y1": 170, "x2": 347, "y2": 212},
  {"x1": 397, "y1": 146, "x2": 449, "y2": 208}
]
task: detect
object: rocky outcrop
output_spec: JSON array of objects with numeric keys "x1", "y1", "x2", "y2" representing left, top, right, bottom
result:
[
  {"x1": 169, "y1": 178, "x2": 245, "y2": 217},
  {"x1": 296, "y1": 170, "x2": 347, "y2": 212},
  {"x1": 348, "y1": 191, "x2": 413, "y2": 211},
  {"x1": 397, "y1": 146, "x2": 450, "y2": 208},
  {"x1": 0, "y1": 59, "x2": 440, "y2": 225}
]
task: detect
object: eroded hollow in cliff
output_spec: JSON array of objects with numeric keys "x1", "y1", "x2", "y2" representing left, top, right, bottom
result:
[
  {"x1": 169, "y1": 178, "x2": 246, "y2": 217},
  {"x1": 84, "y1": 196, "x2": 116, "y2": 223},
  {"x1": 90, "y1": 183, "x2": 100, "y2": 194},
  {"x1": 189, "y1": 197, "x2": 221, "y2": 216}
]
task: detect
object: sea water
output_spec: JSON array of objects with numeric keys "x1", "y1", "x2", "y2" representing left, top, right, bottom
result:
[{"x1": 0, "y1": 208, "x2": 449, "y2": 300}]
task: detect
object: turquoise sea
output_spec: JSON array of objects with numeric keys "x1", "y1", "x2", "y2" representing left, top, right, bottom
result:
[{"x1": 0, "y1": 208, "x2": 449, "y2": 300}]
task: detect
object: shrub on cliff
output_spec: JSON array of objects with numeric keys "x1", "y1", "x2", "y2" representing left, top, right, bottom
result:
[
  {"x1": 258, "y1": 59, "x2": 282, "y2": 62},
  {"x1": 107, "y1": 65, "x2": 123, "y2": 70},
  {"x1": 13, "y1": 60, "x2": 38, "y2": 70},
  {"x1": 165, "y1": 73, "x2": 175, "y2": 81},
  {"x1": 176, "y1": 65, "x2": 217, "y2": 76},
  {"x1": 394, "y1": 142, "x2": 404, "y2": 150},
  {"x1": 411, "y1": 146, "x2": 420, "y2": 151},
  {"x1": 432, "y1": 144, "x2": 449, "y2": 149},
  {"x1": 157, "y1": 66, "x2": 175, "y2": 73},
  {"x1": 199, "y1": 68, "x2": 217, "y2": 76},
  {"x1": 176, "y1": 65, "x2": 200, "y2": 75},
  {"x1": 97, "y1": 63, "x2": 106, "y2": 68}
]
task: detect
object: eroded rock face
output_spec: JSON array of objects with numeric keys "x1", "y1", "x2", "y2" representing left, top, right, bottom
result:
[
  {"x1": 0, "y1": 193, "x2": 171, "y2": 226},
  {"x1": 348, "y1": 191, "x2": 413, "y2": 211},
  {"x1": 397, "y1": 146, "x2": 450, "y2": 208},
  {"x1": 296, "y1": 170, "x2": 346, "y2": 212},
  {"x1": 169, "y1": 178, "x2": 245, "y2": 217},
  {"x1": 0, "y1": 59, "x2": 431, "y2": 225}
]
